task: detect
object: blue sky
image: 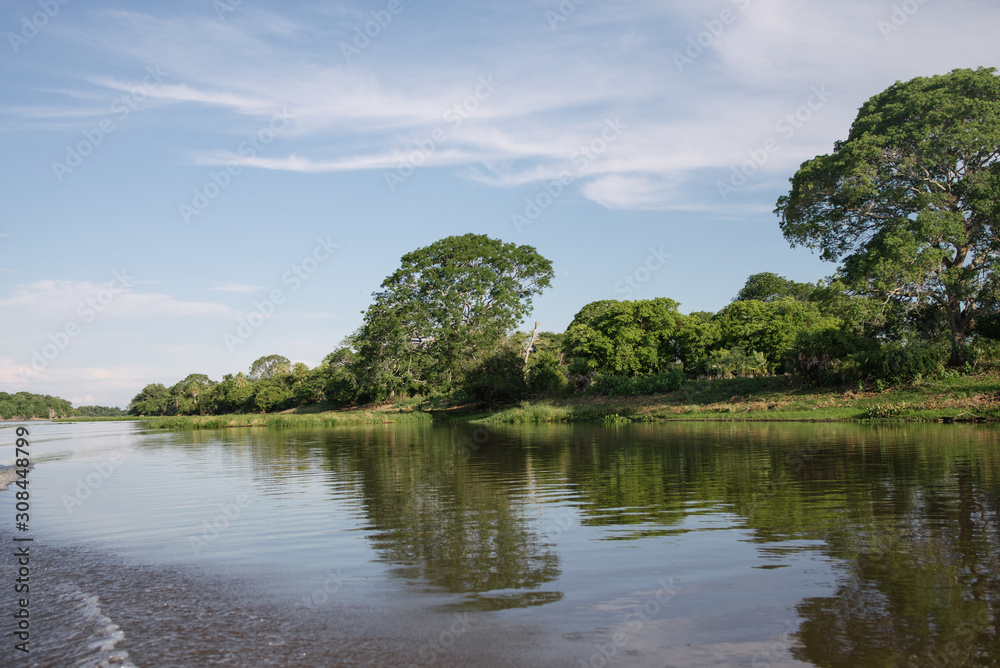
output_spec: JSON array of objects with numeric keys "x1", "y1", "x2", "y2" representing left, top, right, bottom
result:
[{"x1": 1, "y1": 0, "x2": 997, "y2": 408}]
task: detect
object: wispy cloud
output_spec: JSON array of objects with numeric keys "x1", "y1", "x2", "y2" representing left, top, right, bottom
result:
[
  {"x1": 13, "y1": 1, "x2": 1000, "y2": 213},
  {"x1": 0, "y1": 280, "x2": 236, "y2": 320}
]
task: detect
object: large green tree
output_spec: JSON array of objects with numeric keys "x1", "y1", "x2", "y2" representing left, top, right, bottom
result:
[
  {"x1": 734, "y1": 272, "x2": 815, "y2": 303},
  {"x1": 248, "y1": 354, "x2": 291, "y2": 381},
  {"x1": 564, "y1": 298, "x2": 687, "y2": 376},
  {"x1": 354, "y1": 234, "x2": 553, "y2": 399},
  {"x1": 775, "y1": 67, "x2": 1000, "y2": 365}
]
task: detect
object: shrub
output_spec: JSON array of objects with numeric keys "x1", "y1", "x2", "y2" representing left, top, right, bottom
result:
[
  {"x1": 527, "y1": 351, "x2": 567, "y2": 394},
  {"x1": 592, "y1": 371, "x2": 684, "y2": 397},
  {"x1": 465, "y1": 347, "x2": 528, "y2": 406},
  {"x1": 852, "y1": 341, "x2": 946, "y2": 385},
  {"x1": 705, "y1": 347, "x2": 771, "y2": 379},
  {"x1": 862, "y1": 403, "x2": 908, "y2": 419}
]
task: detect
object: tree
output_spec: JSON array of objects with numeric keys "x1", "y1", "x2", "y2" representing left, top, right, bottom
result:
[
  {"x1": 212, "y1": 373, "x2": 254, "y2": 413},
  {"x1": 249, "y1": 354, "x2": 291, "y2": 381},
  {"x1": 354, "y1": 234, "x2": 554, "y2": 399},
  {"x1": 776, "y1": 67, "x2": 1000, "y2": 366},
  {"x1": 734, "y1": 272, "x2": 815, "y2": 303},
  {"x1": 563, "y1": 298, "x2": 686, "y2": 376},
  {"x1": 168, "y1": 374, "x2": 216, "y2": 415},
  {"x1": 129, "y1": 383, "x2": 170, "y2": 416},
  {"x1": 714, "y1": 298, "x2": 840, "y2": 369}
]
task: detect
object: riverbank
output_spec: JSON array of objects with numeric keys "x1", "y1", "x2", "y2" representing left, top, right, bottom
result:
[{"x1": 86, "y1": 372, "x2": 999, "y2": 429}]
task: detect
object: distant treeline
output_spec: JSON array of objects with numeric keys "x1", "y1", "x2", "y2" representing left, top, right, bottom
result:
[
  {"x1": 0, "y1": 392, "x2": 75, "y2": 420},
  {"x1": 75, "y1": 405, "x2": 128, "y2": 418},
  {"x1": 0, "y1": 393, "x2": 127, "y2": 420}
]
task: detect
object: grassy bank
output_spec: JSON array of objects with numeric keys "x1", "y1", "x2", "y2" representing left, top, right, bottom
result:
[
  {"x1": 117, "y1": 372, "x2": 1000, "y2": 429},
  {"x1": 478, "y1": 373, "x2": 1000, "y2": 424},
  {"x1": 141, "y1": 408, "x2": 435, "y2": 430}
]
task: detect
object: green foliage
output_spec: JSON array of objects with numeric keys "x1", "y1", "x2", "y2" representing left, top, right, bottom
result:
[
  {"x1": 321, "y1": 348, "x2": 360, "y2": 405},
  {"x1": 252, "y1": 380, "x2": 293, "y2": 413},
  {"x1": 852, "y1": 341, "x2": 947, "y2": 385},
  {"x1": 526, "y1": 350, "x2": 567, "y2": 394},
  {"x1": 75, "y1": 405, "x2": 127, "y2": 417},
  {"x1": 714, "y1": 298, "x2": 841, "y2": 368},
  {"x1": 734, "y1": 272, "x2": 816, "y2": 303},
  {"x1": 464, "y1": 345, "x2": 528, "y2": 407},
  {"x1": 212, "y1": 373, "x2": 254, "y2": 413},
  {"x1": 705, "y1": 348, "x2": 771, "y2": 379},
  {"x1": 592, "y1": 371, "x2": 684, "y2": 397},
  {"x1": 249, "y1": 354, "x2": 291, "y2": 381},
  {"x1": 862, "y1": 403, "x2": 908, "y2": 420},
  {"x1": 776, "y1": 67, "x2": 1000, "y2": 365},
  {"x1": 352, "y1": 234, "x2": 553, "y2": 399},
  {"x1": 564, "y1": 298, "x2": 686, "y2": 376},
  {"x1": 128, "y1": 383, "x2": 171, "y2": 416},
  {"x1": 0, "y1": 391, "x2": 75, "y2": 419}
]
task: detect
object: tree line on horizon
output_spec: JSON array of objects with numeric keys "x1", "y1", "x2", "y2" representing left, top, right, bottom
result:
[
  {"x1": 127, "y1": 67, "x2": 1000, "y2": 416},
  {"x1": 0, "y1": 393, "x2": 128, "y2": 420}
]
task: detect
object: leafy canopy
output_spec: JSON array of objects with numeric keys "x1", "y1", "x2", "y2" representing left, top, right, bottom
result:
[
  {"x1": 354, "y1": 233, "x2": 553, "y2": 398},
  {"x1": 775, "y1": 67, "x2": 1000, "y2": 363}
]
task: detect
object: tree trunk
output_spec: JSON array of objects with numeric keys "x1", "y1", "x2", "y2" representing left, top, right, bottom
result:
[
  {"x1": 523, "y1": 322, "x2": 540, "y2": 364},
  {"x1": 948, "y1": 327, "x2": 968, "y2": 367}
]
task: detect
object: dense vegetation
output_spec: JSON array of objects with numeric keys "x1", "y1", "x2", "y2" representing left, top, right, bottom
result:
[
  {"x1": 128, "y1": 68, "x2": 1000, "y2": 417},
  {"x1": 75, "y1": 405, "x2": 128, "y2": 418},
  {"x1": 0, "y1": 392, "x2": 75, "y2": 420}
]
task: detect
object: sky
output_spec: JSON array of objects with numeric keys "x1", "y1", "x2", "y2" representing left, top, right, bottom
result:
[{"x1": 1, "y1": 0, "x2": 997, "y2": 408}]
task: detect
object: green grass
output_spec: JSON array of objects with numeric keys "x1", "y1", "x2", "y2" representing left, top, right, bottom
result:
[
  {"x1": 469, "y1": 372, "x2": 1000, "y2": 424},
  {"x1": 143, "y1": 409, "x2": 434, "y2": 430},
  {"x1": 53, "y1": 416, "x2": 148, "y2": 422}
]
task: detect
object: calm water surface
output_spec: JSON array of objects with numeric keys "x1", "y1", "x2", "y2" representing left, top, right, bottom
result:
[{"x1": 1, "y1": 420, "x2": 998, "y2": 666}]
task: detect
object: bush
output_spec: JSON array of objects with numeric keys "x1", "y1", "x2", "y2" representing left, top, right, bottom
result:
[
  {"x1": 465, "y1": 347, "x2": 528, "y2": 406},
  {"x1": 862, "y1": 403, "x2": 908, "y2": 419},
  {"x1": 592, "y1": 371, "x2": 684, "y2": 397},
  {"x1": 852, "y1": 341, "x2": 946, "y2": 385},
  {"x1": 527, "y1": 351, "x2": 567, "y2": 394},
  {"x1": 705, "y1": 348, "x2": 771, "y2": 379}
]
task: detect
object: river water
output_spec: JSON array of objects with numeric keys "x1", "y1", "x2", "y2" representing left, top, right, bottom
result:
[{"x1": 0, "y1": 420, "x2": 997, "y2": 666}]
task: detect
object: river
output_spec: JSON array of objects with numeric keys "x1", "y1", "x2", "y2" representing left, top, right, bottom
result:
[{"x1": 1, "y1": 420, "x2": 997, "y2": 666}]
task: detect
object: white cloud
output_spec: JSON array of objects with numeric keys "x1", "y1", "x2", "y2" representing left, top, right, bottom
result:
[
  {"x1": 17, "y1": 0, "x2": 1000, "y2": 215},
  {"x1": 0, "y1": 280, "x2": 236, "y2": 321}
]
